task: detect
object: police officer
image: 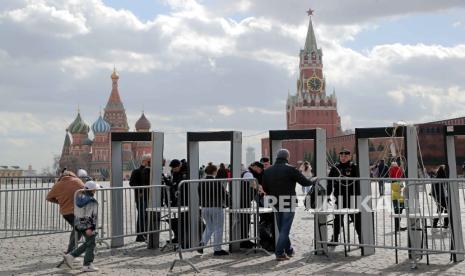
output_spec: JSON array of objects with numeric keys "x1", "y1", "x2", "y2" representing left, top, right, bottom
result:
[{"x1": 327, "y1": 149, "x2": 361, "y2": 245}]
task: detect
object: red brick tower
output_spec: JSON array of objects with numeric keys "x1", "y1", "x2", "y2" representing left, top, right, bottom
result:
[
  {"x1": 104, "y1": 68, "x2": 129, "y2": 132},
  {"x1": 103, "y1": 68, "x2": 134, "y2": 178},
  {"x1": 262, "y1": 10, "x2": 342, "y2": 165},
  {"x1": 286, "y1": 12, "x2": 341, "y2": 136}
]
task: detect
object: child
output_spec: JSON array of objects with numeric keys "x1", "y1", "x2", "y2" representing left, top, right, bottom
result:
[
  {"x1": 197, "y1": 164, "x2": 229, "y2": 256},
  {"x1": 63, "y1": 181, "x2": 100, "y2": 272}
]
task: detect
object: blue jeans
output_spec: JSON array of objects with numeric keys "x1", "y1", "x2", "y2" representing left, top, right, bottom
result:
[
  {"x1": 201, "y1": 208, "x2": 224, "y2": 251},
  {"x1": 275, "y1": 212, "x2": 295, "y2": 257}
]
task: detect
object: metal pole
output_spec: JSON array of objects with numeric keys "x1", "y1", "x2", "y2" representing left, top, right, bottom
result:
[
  {"x1": 110, "y1": 139, "x2": 124, "y2": 248},
  {"x1": 357, "y1": 137, "x2": 375, "y2": 255},
  {"x1": 230, "y1": 131, "x2": 242, "y2": 252},
  {"x1": 314, "y1": 128, "x2": 328, "y2": 254},
  {"x1": 446, "y1": 133, "x2": 465, "y2": 261}
]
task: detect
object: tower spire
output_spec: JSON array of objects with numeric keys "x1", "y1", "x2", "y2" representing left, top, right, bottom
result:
[
  {"x1": 304, "y1": 8, "x2": 318, "y2": 51},
  {"x1": 104, "y1": 69, "x2": 129, "y2": 132}
]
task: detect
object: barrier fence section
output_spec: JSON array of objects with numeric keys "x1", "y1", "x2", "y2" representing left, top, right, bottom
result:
[
  {"x1": 0, "y1": 187, "x2": 71, "y2": 239},
  {"x1": 1, "y1": 183, "x2": 174, "y2": 248},
  {"x1": 170, "y1": 178, "x2": 270, "y2": 273},
  {"x1": 310, "y1": 177, "x2": 465, "y2": 268},
  {"x1": 0, "y1": 176, "x2": 57, "y2": 189},
  {"x1": 73, "y1": 185, "x2": 174, "y2": 249}
]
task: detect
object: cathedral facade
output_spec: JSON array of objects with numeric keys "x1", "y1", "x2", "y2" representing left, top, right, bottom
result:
[{"x1": 59, "y1": 69, "x2": 152, "y2": 180}]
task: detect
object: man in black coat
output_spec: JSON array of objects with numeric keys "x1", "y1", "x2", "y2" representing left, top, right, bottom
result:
[
  {"x1": 376, "y1": 159, "x2": 389, "y2": 196},
  {"x1": 129, "y1": 155, "x2": 151, "y2": 242},
  {"x1": 327, "y1": 149, "x2": 361, "y2": 245},
  {"x1": 262, "y1": 149, "x2": 314, "y2": 261}
]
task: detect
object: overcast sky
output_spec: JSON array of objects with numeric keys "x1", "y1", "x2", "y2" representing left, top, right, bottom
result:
[{"x1": 1, "y1": 0, "x2": 465, "y2": 171}]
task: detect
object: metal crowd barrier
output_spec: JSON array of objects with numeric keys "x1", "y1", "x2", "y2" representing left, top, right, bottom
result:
[
  {"x1": 170, "y1": 178, "x2": 271, "y2": 273},
  {"x1": 0, "y1": 187, "x2": 71, "y2": 239},
  {"x1": 1, "y1": 183, "x2": 174, "y2": 249},
  {"x1": 308, "y1": 177, "x2": 465, "y2": 269},
  {"x1": 0, "y1": 176, "x2": 57, "y2": 189},
  {"x1": 74, "y1": 185, "x2": 174, "y2": 249}
]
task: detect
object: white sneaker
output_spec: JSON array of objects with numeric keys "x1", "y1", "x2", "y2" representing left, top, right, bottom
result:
[
  {"x1": 82, "y1": 263, "x2": 99, "y2": 272},
  {"x1": 63, "y1": 254, "x2": 74, "y2": 268},
  {"x1": 74, "y1": 257, "x2": 83, "y2": 263}
]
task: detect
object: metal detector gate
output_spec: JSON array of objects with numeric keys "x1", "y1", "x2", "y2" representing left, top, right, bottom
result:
[
  {"x1": 268, "y1": 128, "x2": 327, "y2": 253},
  {"x1": 445, "y1": 125, "x2": 465, "y2": 262},
  {"x1": 186, "y1": 131, "x2": 242, "y2": 252},
  {"x1": 355, "y1": 126, "x2": 418, "y2": 256},
  {"x1": 110, "y1": 131, "x2": 164, "y2": 248}
]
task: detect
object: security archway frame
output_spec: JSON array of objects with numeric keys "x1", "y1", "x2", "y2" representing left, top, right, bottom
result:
[
  {"x1": 186, "y1": 131, "x2": 242, "y2": 252},
  {"x1": 110, "y1": 131, "x2": 164, "y2": 248},
  {"x1": 355, "y1": 125, "x2": 418, "y2": 256},
  {"x1": 444, "y1": 125, "x2": 465, "y2": 262},
  {"x1": 268, "y1": 128, "x2": 327, "y2": 253}
]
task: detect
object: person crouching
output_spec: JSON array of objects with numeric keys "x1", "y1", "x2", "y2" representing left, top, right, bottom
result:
[
  {"x1": 63, "y1": 181, "x2": 100, "y2": 272},
  {"x1": 197, "y1": 164, "x2": 229, "y2": 256}
]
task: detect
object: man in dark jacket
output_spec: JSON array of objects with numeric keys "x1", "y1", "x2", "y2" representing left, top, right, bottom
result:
[
  {"x1": 169, "y1": 159, "x2": 190, "y2": 247},
  {"x1": 376, "y1": 159, "x2": 389, "y2": 196},
  {"x1": 262, "y1": 149, "x2": 314, "y2": 261},
  {"x1": 327, "y1": 149, "x2": 361, "y2": 245},
  {"x1": 129, "y1": 155, "x2": 151, "y2": 242}
]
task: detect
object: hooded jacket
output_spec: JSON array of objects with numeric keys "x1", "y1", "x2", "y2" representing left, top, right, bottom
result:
[
  {"x1": 74, "y1": 191, "x2": 98, "y2": 231},
  {"x1": 46, "y1": 172, "x2": 85, "y2": 215}
]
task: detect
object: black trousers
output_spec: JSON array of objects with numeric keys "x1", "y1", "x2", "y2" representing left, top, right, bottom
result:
[{"x1": 63, "y1": 214, "x2": 83, "y2": 254}]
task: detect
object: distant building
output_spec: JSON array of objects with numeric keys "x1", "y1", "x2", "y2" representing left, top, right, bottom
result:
[
  {"x1": 59, "y1": 69, "x2": 153, "y2": 180},
  {"x1": 245, "y1": 146, "x2": 256, "y2": 167},
  {"x1": 23, "y1": 165, "x2": 37, "y2": 177},
  {"x1": 0, "y1": 166, "x2": 23, "y2": 177},
  {"x1": 261, "y1": 11, "x2": 465, "y2": 174},
  {"x1": 262, "y1": 12, "x2": 342, "y2": 166}
]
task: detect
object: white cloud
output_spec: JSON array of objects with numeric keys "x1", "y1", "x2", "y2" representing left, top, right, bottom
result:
[
  {"x1": 1, "y1": 0, "x2": 465, "y2": 170},
  {"x1": 217, "y1": 105, "x2": 235, "y2": 116},
  {"x1": 1, "y1": 2, "x2": 89, "y2": 38}
]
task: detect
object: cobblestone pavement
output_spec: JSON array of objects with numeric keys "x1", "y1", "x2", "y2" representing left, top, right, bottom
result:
[{"x1": 2, "y1": 203, "x2": 465, "y2": 276}]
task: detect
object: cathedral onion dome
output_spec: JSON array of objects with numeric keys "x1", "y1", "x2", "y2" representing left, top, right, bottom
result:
[
  {"x1": 68, "y1": 112, "x2": 90, "y2": 134},
  {"x1": 83, "y1": 137, "x2": 93, "y2": 146},
  {"x1": 111, "y1": 67, "x2": 119, "y2": 80},
  {"x1": 92, "y1": 115, "x2": 111, "y2": 134},
  {"x1": 135, "y1": 112, "x2": 151, "y2": 131}
]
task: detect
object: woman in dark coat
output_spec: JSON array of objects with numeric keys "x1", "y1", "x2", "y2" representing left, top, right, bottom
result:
[{"x1": 431, "y1": 165, "x2": 449, "y2": 228}]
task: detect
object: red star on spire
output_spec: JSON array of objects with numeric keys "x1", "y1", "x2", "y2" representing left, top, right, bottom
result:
[{"x1": 307, "y1": 8, "x2": 314, "y2": 16}]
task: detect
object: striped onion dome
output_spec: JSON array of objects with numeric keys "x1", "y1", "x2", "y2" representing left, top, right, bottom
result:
[
  {"x1": 135, "y1": 112, "x2": 151, "y2": 131},
  {"x1": 68, "y1": 112, "x2": 90, "y2": 134},
  {"x1": 92, "y1": 115, "x2": 111, "y2": 134}
]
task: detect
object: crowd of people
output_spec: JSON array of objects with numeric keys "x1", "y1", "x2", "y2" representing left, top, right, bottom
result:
[{"x1": 46, "y1": 148, "x2": 453, "y2": 269}]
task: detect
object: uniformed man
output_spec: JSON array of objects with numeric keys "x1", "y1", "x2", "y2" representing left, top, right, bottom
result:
[{"x1": 326, "y1": 149, "x2": 361, "y2": 245}]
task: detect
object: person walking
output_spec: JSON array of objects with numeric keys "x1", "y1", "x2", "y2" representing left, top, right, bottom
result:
[
  {"x1": 389, "y1": 161, "x2": 406, "y2": 232},
  {"x1": 375, "y1": 160, "x2": 389, "y2": 196},
  {"x1": 197, "y1": 164, "x2": 229, "y2": 256},
  {"x1": 327, "y1": 149, "x2": 362, "y2": 246},
  {"x1": 129, "y1": 154, "x2": 151, "y2": 242},
  {"x1": 431, "y1": 165, "x2": 449, "y2": 228},
  {"x1": 240, "y1": 161, "x2": 265, "y2": 249},
  {"x1": 262, "y1": 149, "x2": 314, "y2": 261},
  {"x1": 46, "y1": 170, "x2": 85, "y2": 254},
  {"x1": 63, "y1": 181, "x2": 100, "y2": 272}
]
